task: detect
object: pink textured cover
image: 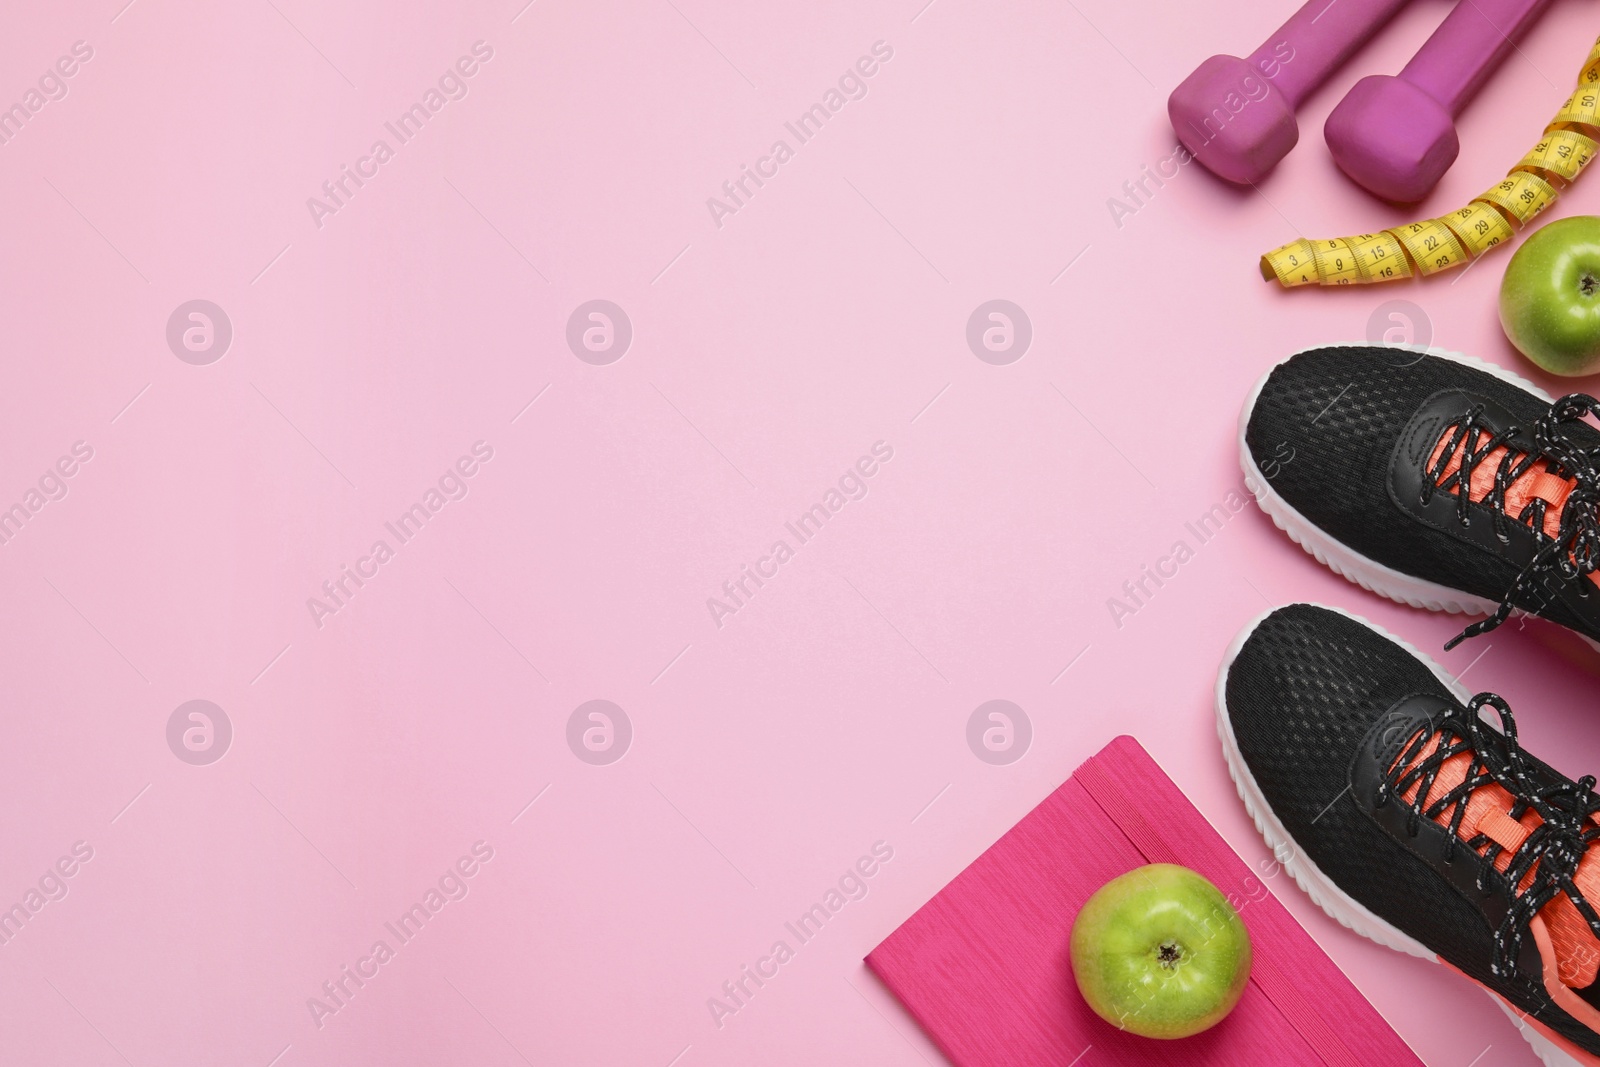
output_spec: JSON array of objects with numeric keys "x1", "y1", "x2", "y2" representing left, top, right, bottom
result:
[{"x1": 865, "y1": 736, "x2": 1424, "y2": 1066}]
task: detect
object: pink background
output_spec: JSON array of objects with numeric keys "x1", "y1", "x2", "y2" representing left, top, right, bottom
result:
[{"x1": 1, "y1": 1, "x2": 1597, "y2": 1064}]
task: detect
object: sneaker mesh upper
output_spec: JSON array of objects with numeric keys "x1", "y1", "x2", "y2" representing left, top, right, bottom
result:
[
  {"x1": 1223, "y1": 605, "x2": 1596, "y2": 1048},
  {"x1": 1243, "y1": 347, "x2": 1600, "y2": 636}
]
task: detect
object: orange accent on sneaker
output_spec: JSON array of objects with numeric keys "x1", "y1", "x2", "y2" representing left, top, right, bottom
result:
[
  {"x1": 1427, "y1": 428, "x2": 1574, "y2": 541},
  {"x1": 1395, "y1": 733, "x2": 1600, "y2": 989},
  {"x1": 1473, "y1": 806, "x2": 1533, "y2": 854},
  {"x1": 1443, "y1": 931, "x2": 1600, "y2": 1067},
  {"x1": 1531, "y1": 916, "x2": 1600, "y2": 1060}
]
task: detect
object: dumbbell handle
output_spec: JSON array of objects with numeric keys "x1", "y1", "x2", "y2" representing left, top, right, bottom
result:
[
  {"x1": 1400, "y1": 0, "x2": 1555, "y2": 115},
  {"x1": 1251, "y1": 0, "x2": 1412, "y2": 108}
]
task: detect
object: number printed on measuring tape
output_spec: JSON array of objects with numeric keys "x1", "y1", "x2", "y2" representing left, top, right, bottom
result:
[
  {"x1": 1519, "y1": 129, "x2": 1596, "y2": 183},
  {"x1": 1310, "y1": 238, "x2": 1361, "y2": 285},
  {"x1": 1444, "y1": 201, "x2": 1513, "y2": 257},
  {"x1": 1395, "y1": 219, "x2": 1468, "y2": 277},
  {"x1": 1478, "y1": 172, "x2": 1558, "y2": 225},
  {"x1": 1348, "y1": 231, "x2": 1412, "y2": 281}
]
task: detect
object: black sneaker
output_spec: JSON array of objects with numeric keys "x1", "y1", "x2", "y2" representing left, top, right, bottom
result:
[
  {"x1": 1240, "y1": 344, "x2": 1600, "y2": 650},
  {"x1": 1218, "y1": 604, "x2": 1600, "y2": 1067}
]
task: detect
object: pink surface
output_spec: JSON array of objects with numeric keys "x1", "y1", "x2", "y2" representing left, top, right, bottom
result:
[
  {"x1": 2, "y1": 2, "x2": 1599, "y2": 1066},
  {"x1": 867, "y1": 736, "x2": 1422, "y2": 1066}
]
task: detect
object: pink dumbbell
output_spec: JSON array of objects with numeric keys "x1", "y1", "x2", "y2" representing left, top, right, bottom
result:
[
  {"x1": 1168, "y1": 0, "x2": 1411, "y2": 185},
  {"x1": 1325, "y1": 0, "x2": 1556, "y2": 202}
]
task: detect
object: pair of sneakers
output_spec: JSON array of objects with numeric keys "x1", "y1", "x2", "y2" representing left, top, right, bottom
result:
[{"x1": 1223, "y1": 345, "x2": 1600, "y2": 1067}]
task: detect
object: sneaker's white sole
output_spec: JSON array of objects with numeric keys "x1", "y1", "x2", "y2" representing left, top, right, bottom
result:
[
  {"x1": 1238, "y1": 342, "x2": 1553, "y2": 619},
  {"x1": 1216, "y1": 603, "x2": 1586, "y2": 1067}
]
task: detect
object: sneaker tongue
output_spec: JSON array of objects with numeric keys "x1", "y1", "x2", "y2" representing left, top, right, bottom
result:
[
  {"x1": 1395, "y1": 734, "x2": 1600, "y2": 987},
  {"x1": 1428, "y1": 426, "x2": 1574, "y2": 540}
]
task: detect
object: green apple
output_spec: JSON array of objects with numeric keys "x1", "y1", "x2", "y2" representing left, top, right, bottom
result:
[
  {"x1": 1500, "y1": 215, "x2": 1600, "y2": 377},
  {"x1": 1069, "y1": 863, "x2": 1251, "y2": 1039}
]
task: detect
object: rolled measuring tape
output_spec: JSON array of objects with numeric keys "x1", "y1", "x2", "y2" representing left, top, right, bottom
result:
[{"x1": 1260, "y1": 35, "x2": 1600, "y2": 288}]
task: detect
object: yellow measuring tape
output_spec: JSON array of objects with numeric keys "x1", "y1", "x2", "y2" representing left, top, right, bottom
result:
[{"x1": 1261, "y1": 36, "x2": 1600, "y2": 287}]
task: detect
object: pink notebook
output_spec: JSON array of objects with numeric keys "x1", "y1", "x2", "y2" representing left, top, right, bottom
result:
[{"x1": 866, "y1": 736, "x2": 1423, "y2": 1066}]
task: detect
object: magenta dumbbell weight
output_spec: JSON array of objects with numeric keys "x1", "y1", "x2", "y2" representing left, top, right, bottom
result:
[
  {"x1": 1324, "y1": 0, "x2": 1556, "y2": 202},
  {"x1": 1168, "y1": 0, "x2": 1411, "y2": 185}
]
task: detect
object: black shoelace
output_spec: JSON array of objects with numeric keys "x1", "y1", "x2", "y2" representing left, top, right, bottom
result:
[
  {"x1": 1377, "y1": 694, "x2": 1600, "y2": 979},
  {"x1": 1422, "y1": 394, "x2": 1600, "y2": 650}
]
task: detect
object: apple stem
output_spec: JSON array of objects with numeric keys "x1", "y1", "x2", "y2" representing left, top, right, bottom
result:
[{"x1": 1157, "y1": 940, "x2": 1183, "y2": 969}]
